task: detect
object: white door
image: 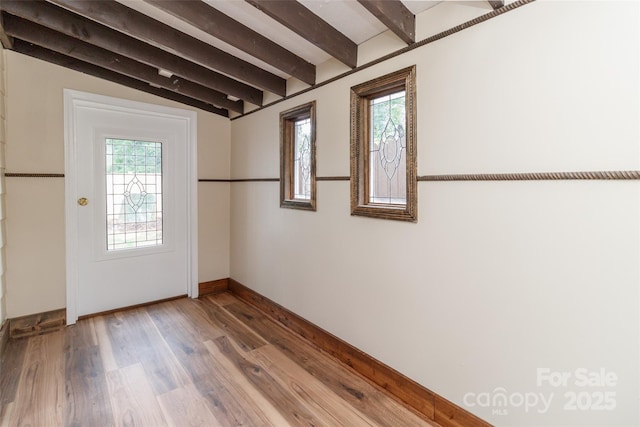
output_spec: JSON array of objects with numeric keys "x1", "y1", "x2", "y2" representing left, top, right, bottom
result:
[{"x1": 64, "y1": 90, "x2": 198, "y2": 323}]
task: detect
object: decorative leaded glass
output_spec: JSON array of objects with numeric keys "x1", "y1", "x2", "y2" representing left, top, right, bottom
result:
[
  {"x1": 105, "y1": 139, "x2": 163, "y2": 251},
  {"x1": 369, "y1": 91, "x2": 407, "y2": 204},
  {"x1": 293, "y1": 118, "x2": 312, "y2": 200}
]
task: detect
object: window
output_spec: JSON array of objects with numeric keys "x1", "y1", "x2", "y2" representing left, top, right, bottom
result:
[
  {"x1": 350, "y1": 66, "x2": 417, "y2": 221},
  {"x1": 105, "y1": 138, "x2": 163, "y2": 250},
  {"x1": 280, "y1": 101, "x2": 316, "y2": 210}
]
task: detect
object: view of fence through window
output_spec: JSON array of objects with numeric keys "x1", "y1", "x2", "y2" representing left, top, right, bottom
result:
[
  {"x1": 105, "y1": 138, "x2": 163, "y2": 251},
  {"x1": 369, "y1": 90, "x2": 407, "y2": 205},
  {"x1": 294, "y1": 117, "x2": 312, "y2": 200}
]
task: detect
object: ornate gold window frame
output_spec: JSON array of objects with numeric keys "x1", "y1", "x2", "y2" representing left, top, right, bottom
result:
[
  {"x1": 350, "y1": 66, "x2": 417, "y2": 222},
  {"x1": 280, "y1": 101, "x2": 317, "y2": 211}
]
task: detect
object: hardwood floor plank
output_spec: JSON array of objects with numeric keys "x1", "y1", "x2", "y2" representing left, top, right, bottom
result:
[
  {"x1": 147, "y1": 301, "x2": 275, "y2": 427},
  {"x1": 175, "y1": 297, "x2": 267, "y2": 352},
  {"x1": 103, "y1": 312, "x2": 141, "y2": 369},
  {"x1": 65, "y1": 346, "x2": 114, "y2": 427},
  {"x1": 139, "y1": 310, "x2": 194, "y2": 390},
  {"x1": 106, "y1": 363, "x2": 168, "y2": 427},
  {"x1": 151, "y1": 299, "x2": 225, "y2": 346},
  {"x1": 8, "y1": 332, "x2": 65, "y2": 427},
  {"x1": 206, "y1": 292, "x2": 241, "y2": 307},
  {"x1": 224, "y1": 301, "x2": 434, "y2": 427},
  {"x1": 64, "y1": 320, "x2": 114, "y2": 427},
  {"x1": 94, "y1": 315, "x2": 118, "y2": 372},
  {"x1": 104, "y1": 308, "x2": 190, "y2": 395},
  {"x1": 144, "y1": 301, "x2": 222, "y2": 378},
  {"x1": 0, "y1": 402, "x2": 14, "y2": 427},
  {"x1": 251, "y1": 344, "x2": 377, "y2": 427},
  {"x1": 133, "y1": 309, "x2": 192, "y2": 395},
  {"x1": 210, "y1": 335, "x2": 322, "y2": 426},
  {"x1": 203, "y1": 339, "x2": 291, "y2": 426},
  {"x1": 157, "y1": 383, "x2": 222, "y2": 427},
  {"x1": 0, "y1": 335, "x2": 28, "y2": 415},
  {"x1": 193, "y1": 370, "x2": 275, "y2": 427}
]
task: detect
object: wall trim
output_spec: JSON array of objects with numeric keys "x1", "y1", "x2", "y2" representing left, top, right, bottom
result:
[
  {"x1": 9, "y1": 308, "x2": 66, "y2": 338},
  {"x1": 198, "y1": 278, "x2": 229, "y2": 296},
  {"x1": 418, "y1": 170, "x2": 640, "y2": 181},
  {"x1": 198, "y1": 178, "x2": 279, "y2": 182},
  {"x1": 229, "y1": 178, "x2": 279, "y2": 182},
  {"x1": 232, "y1": 0, "x2": 536, "y2": 121},
  {"x1": 199, "y1": 177, "x2": 352, "y2": 182},
  {"x1": 199, "y1": 170, "x2": 640, "y2": 184},
  {"x1": 316, "y1": 176, "x2": 350, "y2": 181},
  {"x1": 8, "y1": 170, "x2": 640, "y2": 182},
  {"x1": 5, "y1": 173, "x2": 65, "y2": 178},
  {"x1": 227, "y1": 278, "x2": 490, "y2": 427},
  {"x1": 0, "y1": 319, "x2": 8, "y2": 364}
]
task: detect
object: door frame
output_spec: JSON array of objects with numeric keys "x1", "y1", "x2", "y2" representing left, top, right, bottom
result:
[{"x1": 64, "y1": 89, "x2": 198, "y2": 324}]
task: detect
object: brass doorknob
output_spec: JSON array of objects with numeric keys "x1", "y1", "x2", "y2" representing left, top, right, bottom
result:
[{"x1": 77, "y1": 197, "x2": 89, "y2": 206}]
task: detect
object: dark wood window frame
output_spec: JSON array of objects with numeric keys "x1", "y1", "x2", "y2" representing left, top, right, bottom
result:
[
  {"x1": 280, "y1": 101, "x2": 317, "y2": 211},
  {"x1": 350, "y1": 66, "x2": 417, "y2": 222}
]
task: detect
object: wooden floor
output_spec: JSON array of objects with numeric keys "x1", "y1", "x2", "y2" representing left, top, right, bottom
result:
[{"x1": 0, "y1": 292, "x2": 437, "y2": 427}]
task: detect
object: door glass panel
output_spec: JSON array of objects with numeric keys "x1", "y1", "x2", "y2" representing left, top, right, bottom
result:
[{"x1": 105, "y1": 138, "x2": 163, "y2": 251}]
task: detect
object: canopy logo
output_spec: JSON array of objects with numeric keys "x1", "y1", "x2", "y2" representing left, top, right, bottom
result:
[
  {"x1": 463, "y1": 388, "x2": 553, "y2": 415},
  {"x1": 462, "y1": 368, "x2": 618, "y2": 417}
]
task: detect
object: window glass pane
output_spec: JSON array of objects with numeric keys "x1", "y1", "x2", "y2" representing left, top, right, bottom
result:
[
  {"x1": 105, "y1": 138, "x2": 163, "y2": 251},
  {"x1": 293, "y1": 117, "x2": 312, "y2": 200},
  {"x1": 369, "y1": 91, "x2": 406, "y2": 205}
]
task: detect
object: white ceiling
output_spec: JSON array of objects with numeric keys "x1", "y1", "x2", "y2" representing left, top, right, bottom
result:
[{"x1": 116, "y1": 0, "x2": 441, "y2": 80}]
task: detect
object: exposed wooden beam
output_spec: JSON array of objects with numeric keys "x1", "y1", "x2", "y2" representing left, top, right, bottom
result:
[
  {"x1": 0, "y1": 13, "x2": 13, "y2": 49},
  {"x1": 2, "y1": 0, "x2": 263, "y2": 106},
  {"x1": 488, "y1": 0, "x2": 505, "y2": 10},
  {"x1": 12, "y1": 40, "x2": 228, "y2": 117},
  {"x1": 357, "y1": 0, "x2": 415, "y2": 45},
  {"x1": 48, "y1": 0, "x2": 286, "y2": 97},
  {"x1": 245, "y1": 0, "x2": 357, "y2": 68},
  {"x1": 144, "y1": 0, "x2": 316, "y2": 85},
  {"x1": 3, "y1": 15, "x2": 243, "y2": 113}
]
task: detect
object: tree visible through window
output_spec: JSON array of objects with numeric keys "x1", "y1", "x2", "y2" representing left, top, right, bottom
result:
[
  {"x1": 280, "y1": 101, "x2": 316, "y2": 211},
  {"x1": 350, "y1": 67, "x2": 417, "y2": 221}
]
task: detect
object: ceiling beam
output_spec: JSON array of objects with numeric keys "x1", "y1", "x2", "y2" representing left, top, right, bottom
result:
[
  {"x1": 12, "y1": 40, "x2": 228, "y2": 117},
  {"x1": 488, "y1": 1, "x2": 505, "y2": 10},
  {"x1": 356, "y1": 0, "x2": 415, "y2": 45},
  {"x1": 2, "y1": 0, "x2": 263, "y2": 105},
  {"x1": 0, "y1": 13, "x2": 13, "y2": 49},
  {"x1": 48, "y1": 0, "x2": 286, "y2": 97},
  {"x1": 3, "y1": 15, "x2": 244, "y2": 113},
  {"x1": 245, "y1": 0, "x2": 357, "y2": 68},
  {"x1": 144, "y1": 0, "x2": 316, "y2": 85}
]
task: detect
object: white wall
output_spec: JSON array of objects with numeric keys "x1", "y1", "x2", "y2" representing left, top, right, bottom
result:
[
  {"x1": 230, "y1": 1, "x2": 640, "y2": 425},
  {"x1": 5, "y1": 51, "x2": 231, "y2": 318}
]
